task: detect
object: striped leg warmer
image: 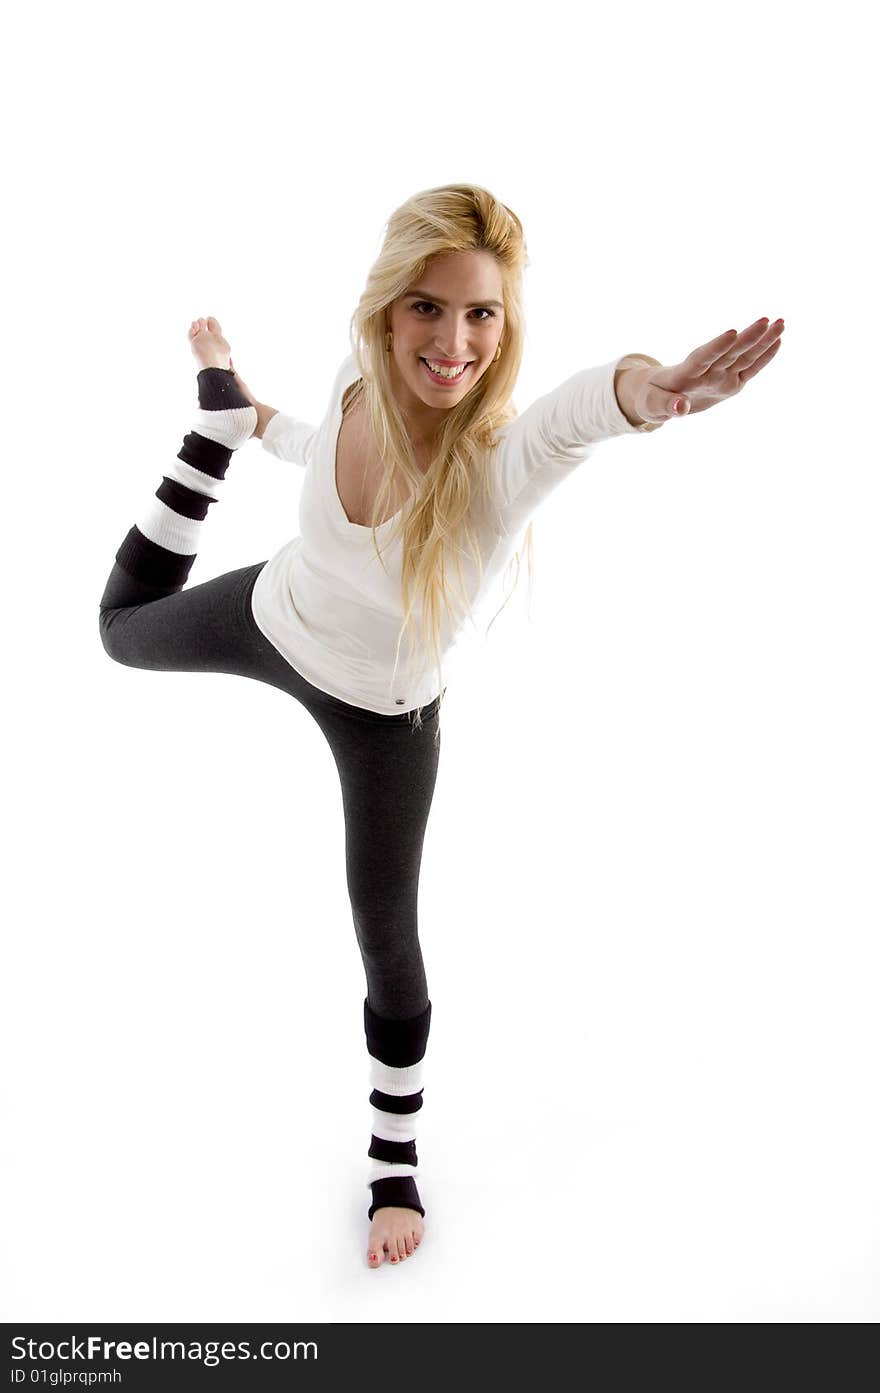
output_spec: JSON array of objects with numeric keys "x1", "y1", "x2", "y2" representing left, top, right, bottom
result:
[
  {"x1": 112, "y1": 368, "x2": 257, "y2": 594},
  {"x1": 364, "y1": 997, "x2": 432, "y2": 1221}
]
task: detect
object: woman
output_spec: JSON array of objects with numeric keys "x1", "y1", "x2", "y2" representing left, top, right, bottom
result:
[{"x1": 98, "y1": 183, "x2": 784, "y2": 1270}]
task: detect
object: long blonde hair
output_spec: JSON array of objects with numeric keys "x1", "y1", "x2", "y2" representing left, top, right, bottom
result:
[{"x1": 346, "y1": 183, "x2": 534, "y2": 740}]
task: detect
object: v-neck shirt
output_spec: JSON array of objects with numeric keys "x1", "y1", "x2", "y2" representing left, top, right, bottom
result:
[{"x1": 250, "y1": 349, "x2": 660, "y2": 714}]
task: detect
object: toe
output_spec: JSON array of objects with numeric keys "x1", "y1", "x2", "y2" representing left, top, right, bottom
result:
[
  {"x1": 404, "y1": 1233, "x2": 414, "y2": 1256},
  {"x1": 206, "y1": 315, "x2": 222, "y2": 333},
  {"x1": 367, "y1": 1248, "x2": 382, "y2": 1268},
  {"x1": 387, "y1": 1242, "x2": 398, "y2": 1265},
  {"x1": 397, "y1": 1237, "x2": 408, "y2": 1262}
]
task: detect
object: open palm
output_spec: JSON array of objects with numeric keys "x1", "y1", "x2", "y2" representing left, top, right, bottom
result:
[{"x1": 636, "y1": 316, "x2": 785, "y2": 421}]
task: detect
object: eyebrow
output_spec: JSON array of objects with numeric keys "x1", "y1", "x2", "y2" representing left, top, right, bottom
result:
[{"x1": 405, "y1": 289, "x2": 505, "y2": 310}]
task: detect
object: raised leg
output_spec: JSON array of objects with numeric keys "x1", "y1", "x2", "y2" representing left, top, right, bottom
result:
[{"x1": 99, "y1": 320, "x2": 258, "y2": 671}]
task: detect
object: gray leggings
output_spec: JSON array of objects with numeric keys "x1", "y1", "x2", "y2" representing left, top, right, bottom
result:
[{"x1": 99, "y1": 558, "x2": 443, "y2": 1020}]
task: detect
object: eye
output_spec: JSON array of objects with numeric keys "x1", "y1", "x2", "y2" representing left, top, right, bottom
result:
[{"x1": 411, "y1": 301, "x2": 495, "y2": 320}]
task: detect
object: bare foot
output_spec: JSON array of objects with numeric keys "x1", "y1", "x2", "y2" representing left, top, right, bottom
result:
[
  {"x1": 188, "y1": 315, "x2": 232, "y2": 371},
  {"x1": 367, "y1": 1208, "x2": 424, "y2": 1268},
  {"x1": 186, "y1": 316, "x2": 276, "y2": 437}
]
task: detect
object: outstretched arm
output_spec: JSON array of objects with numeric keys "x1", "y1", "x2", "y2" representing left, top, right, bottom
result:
[{"x1": 614, "y1": 316, "x2": 785, "y2": 428}]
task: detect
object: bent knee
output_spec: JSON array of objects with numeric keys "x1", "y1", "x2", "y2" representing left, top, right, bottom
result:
[{"x1": 99, "y1": 606, "x2": 132, "y2": 665}]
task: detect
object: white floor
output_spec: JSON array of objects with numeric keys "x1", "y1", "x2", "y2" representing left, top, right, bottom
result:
[
  {"x1": 3, "y1": 1005, "x2": 876, "y2": 1322},
  {"x1": 6, "y1": 508, "x2": 879, "y2": 1323}
]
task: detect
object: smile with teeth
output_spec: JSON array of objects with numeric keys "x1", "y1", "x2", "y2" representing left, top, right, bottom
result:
[{"x1": 420, "y1": 358, "x2": 471, "y2": 382}]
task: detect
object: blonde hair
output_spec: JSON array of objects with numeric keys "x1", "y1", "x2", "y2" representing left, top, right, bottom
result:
[{"x1": 346, "y1": 183, "x2": 534, "y2": 742}]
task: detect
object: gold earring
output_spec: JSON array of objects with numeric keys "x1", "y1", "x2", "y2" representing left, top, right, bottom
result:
[
  {"x1": 385, "y1": 330, "x2": 393, "y2": 351},
  {"x1": 493, "y1": 342, "x2": 503, "y2": 362}
]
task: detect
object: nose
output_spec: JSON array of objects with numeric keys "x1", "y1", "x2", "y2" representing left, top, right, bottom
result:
[{"x1": 433, "y1": 318, "x2": 472, "y2": 358}]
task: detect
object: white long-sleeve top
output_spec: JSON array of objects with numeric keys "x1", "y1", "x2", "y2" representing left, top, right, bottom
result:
[{"x1": 250, "y1": 350, "x2": 661, "y2": 714}]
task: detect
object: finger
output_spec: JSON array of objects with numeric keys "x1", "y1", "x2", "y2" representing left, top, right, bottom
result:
[
  {"x1": 642, "y1": 382, "x2": 689, "y2": 421},
  {"x1": 684, "y1": 327, "x2": 740, "y2": 372},
  {"x1": 688, "y1": 318, "x2": 773, "y2": 373},
  {"x1": 736, "y1": 336, "x2": 782, "y2": 385},
  {"x1": 732, "y1": 322, "x2": 784, "y2": 374},
  {"x1": 714, "y1": 318, "x2": 783, "y2": 371}
]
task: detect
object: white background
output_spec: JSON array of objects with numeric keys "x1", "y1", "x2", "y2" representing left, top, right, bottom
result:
[{"x1": 3, "y1": 0, "x2": 877, "y2": 1324}]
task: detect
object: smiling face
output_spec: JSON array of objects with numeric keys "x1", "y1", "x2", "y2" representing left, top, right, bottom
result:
[{"x1": 386, "y1": 250, "x2": 506, "y2": 439}]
